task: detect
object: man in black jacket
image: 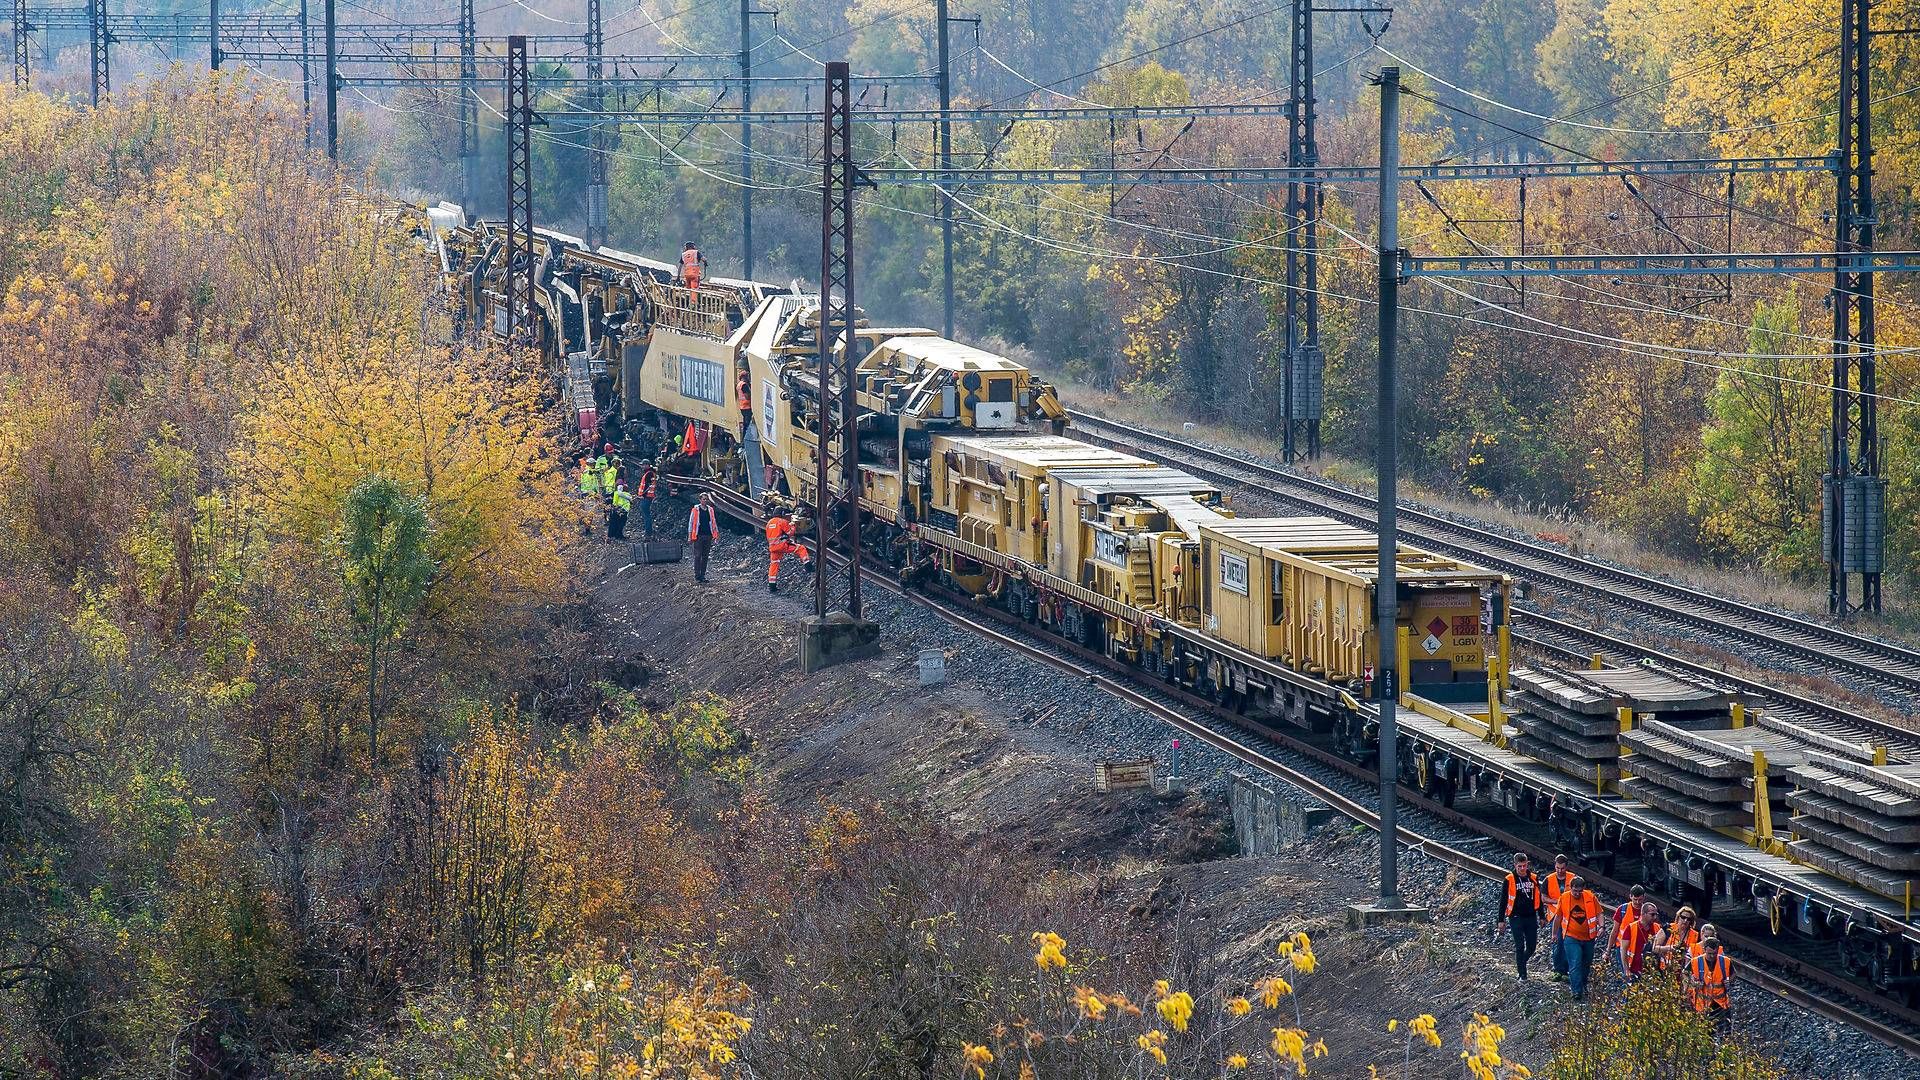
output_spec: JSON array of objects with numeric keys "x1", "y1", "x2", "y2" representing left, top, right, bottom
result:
[
  {"x1": 688, "y1": 492, "x2": 720, "y2": 583},
  {"x1": 1494, "y1": 851, "x2": 1543, "y2": 979}
]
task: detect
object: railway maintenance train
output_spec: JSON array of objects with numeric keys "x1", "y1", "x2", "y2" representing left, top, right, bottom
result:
[{"x1": 408, "y1": 202, "x2": 1920, "y2": 1008}]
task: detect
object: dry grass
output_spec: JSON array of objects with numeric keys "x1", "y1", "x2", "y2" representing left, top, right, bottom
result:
[{"x1": 1052, "y1": 377, "x2": 1920, "y2": 645}]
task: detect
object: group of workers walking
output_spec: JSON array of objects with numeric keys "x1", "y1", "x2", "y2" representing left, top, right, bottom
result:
[{"x1": 1497, "y1": 852, "x2": 1734, "y2": 1028}]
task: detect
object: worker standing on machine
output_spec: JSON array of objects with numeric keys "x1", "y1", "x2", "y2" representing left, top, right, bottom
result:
[
  {"x1": 763, "y1": 500, "x2": 813, "y2": 594},
  {"x1": 1493, "y1": 851, "x2": 1543, "y2": 980},
  {"x1": 737, "y1": 368, "x2": 753, "y2": 435},
  {"x1": 679, "y1": 241, "x2": 705, "y2": 297}
]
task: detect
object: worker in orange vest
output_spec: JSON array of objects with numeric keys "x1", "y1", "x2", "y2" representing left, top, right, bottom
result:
[
  {"x1": 679, "y1": 241, "x2": 705, "y2": 296},
  {"x1": 763, "y1": 500, "x2": 813, "y2": 594},
  {"x1": 1556, "y1": 875, "x2": 1602, "y2": 999},
  {"x1": 1494, "y1": 851, "x2": 1544, "y2": 980},
  {"x1": 688, "y1": 492, "x2": 720, "y2": 583},
  {"x1": 737, "y1": 368, "x2": 753, "y2": 433},
  {"x1": 1618, "y1": 902, "x2": 1663, "y2": 979},
  {"x1": 683, "y1": 420, "x2": 703, "y2": 458},
  {"x1": 1540, "y1": 853, "x2": 1575, "y2": 982},
  {"x1": 1651, "y1": 906, "x2": 1700, "y2": 973},
  {"x1": 1687, "y1": 934, "x2": 1733, "y2": 1033}
]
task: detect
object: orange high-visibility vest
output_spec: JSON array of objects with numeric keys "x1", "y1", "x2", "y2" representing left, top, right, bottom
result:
[
  {"x1": 1504, "y1": 872, "x2": 1541, "y2": 919},
  {"x1": 680, "y1": 247, "x2": 701, "y2": 273},
  {"x1": 1660, "y1": 927, "x2": 1700, "y2": 970},
  {"x1": 638, "y1": 470, "x2": 657, "y2": 499},
  {"x1": 1621, "y1": 919, "x2": 1662, "y2": 970},
  {"x1": 737, "y1": 370, "x2": 751, "y2": 410},
  {"x1": 683, "y1": 421, "x2": 702, "y2": 455},
  {"x1": 765, "y1": 515, "x2": 793, "y2": 542},
  {"x1": 1559, "y1": 891, "x2": 1601, "y2": 941},
  {"x1": 688, "y1": 503, "x2": 718, "y2": 542},
  {"x1": 1542, "y1": 870, "x2": 1574, "y2": 920},
  {"x1": 1689, "y1": 952, "x2": 1731, "y2": 1011}
]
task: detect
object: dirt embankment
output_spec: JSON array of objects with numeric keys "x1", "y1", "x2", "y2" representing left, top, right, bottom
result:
[{"x1": 586, "y1": 515, "x2": 1895, "y2": 1079}]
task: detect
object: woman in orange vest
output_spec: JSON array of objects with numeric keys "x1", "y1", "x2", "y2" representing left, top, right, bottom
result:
[
  {"x1": 1651, "y1": 906, "x2": 1700, "y2": 973},
  {"x1": 1557, "y1": 876, "x2": 1602, "y2": 999},
  {"x1": 1688, "y1": 934, "x2": 1733, "y2": 1033}
]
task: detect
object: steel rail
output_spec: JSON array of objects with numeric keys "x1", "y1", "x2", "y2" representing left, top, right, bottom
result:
[
  {"x1": 919, "y1": 584, "x2": 1920, "y2": 1057},
  {"x1": 662, "y1": 474, "x2": 1920, "y2": 1053}
]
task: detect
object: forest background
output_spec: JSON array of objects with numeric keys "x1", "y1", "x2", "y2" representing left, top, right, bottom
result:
[{"x1": 361, "y1": 0, "x2": 1920, "y2": 610}]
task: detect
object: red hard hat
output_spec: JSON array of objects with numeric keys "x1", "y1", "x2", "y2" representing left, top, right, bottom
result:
[{"x1": 603, "y1": 443, "x2": 614, "y2": 453}]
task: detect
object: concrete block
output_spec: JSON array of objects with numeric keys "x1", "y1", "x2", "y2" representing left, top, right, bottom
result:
[
  {"x1": 800, "y1": 612, "x2": 882, "y2": 673},
  {"x1": 637, "y1": 540, "x2": 683, "y2": 564},
  {"x1": 1345, "y1": 900, "x2": 1432, "y2": 929},
  {"x1": 1231, "y1": 775, "x2": 1333, "y2": 856}
]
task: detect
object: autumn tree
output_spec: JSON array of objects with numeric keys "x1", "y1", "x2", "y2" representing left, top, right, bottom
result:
[{"x1": 340, "y1": 477, "x2": 436, "y2": 760}]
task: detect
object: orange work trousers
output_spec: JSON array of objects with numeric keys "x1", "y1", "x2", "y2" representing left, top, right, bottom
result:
[{"x1": 768, "y1": 538, "x2": 810, "y2": 583}]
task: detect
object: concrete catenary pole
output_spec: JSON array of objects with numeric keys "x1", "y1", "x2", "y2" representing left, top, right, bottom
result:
[{"x1": 1374, "y1": 64, "x2": 1402, "y2": 906}]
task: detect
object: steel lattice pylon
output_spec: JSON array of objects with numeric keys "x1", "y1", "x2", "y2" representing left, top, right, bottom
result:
[
  {"x1": 584, "y1": 0, "x2": 607, "y2": 246},
  {"x1": 1828, "y1": 0, "x2": 1883, "y2": 615},
  {"x1": 505, "y1": 34, "x2": 534, "y2": 342},
  {"x1": 1281, "y1": 0, "x2": 1319, "y2": 462},
  {"x1": 457, "y1": 0, "x2": 476, "y2": 218},
  {"x1": 13, "y1": 0, "x2": 29, "y2": 89},
  {"x1": 814, "y1": 61, "x2": 862, "y2": 619},
  {"x1": 87, "y1": 0, "x2": 108, "y2": 104}
]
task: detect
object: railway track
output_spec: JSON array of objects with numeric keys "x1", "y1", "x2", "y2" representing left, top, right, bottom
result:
[
  {"x1": 1514, "y1": 617, "x2": 1920, "y2": 761},
  {"x1": 908, "y1": 573, "x2": 1920, "y2": 1058},
  {"x1": 674, "y1": 466, "x2": 1920, "y2": 1055},
  {"x1": 915, "y1": 590, "x2": 1920, "y2": 1059},
  {"x1": 681, "y1": 478, "x2": 1920, "y2": 1057},
  {"x1": 1067, "y1": 411, "x2": 1920, "y2": 708}
]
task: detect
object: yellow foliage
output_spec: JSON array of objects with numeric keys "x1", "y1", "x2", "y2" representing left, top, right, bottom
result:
[{"x1": 1032, "y1": 930, "x2": 1069, "y2": 971}]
